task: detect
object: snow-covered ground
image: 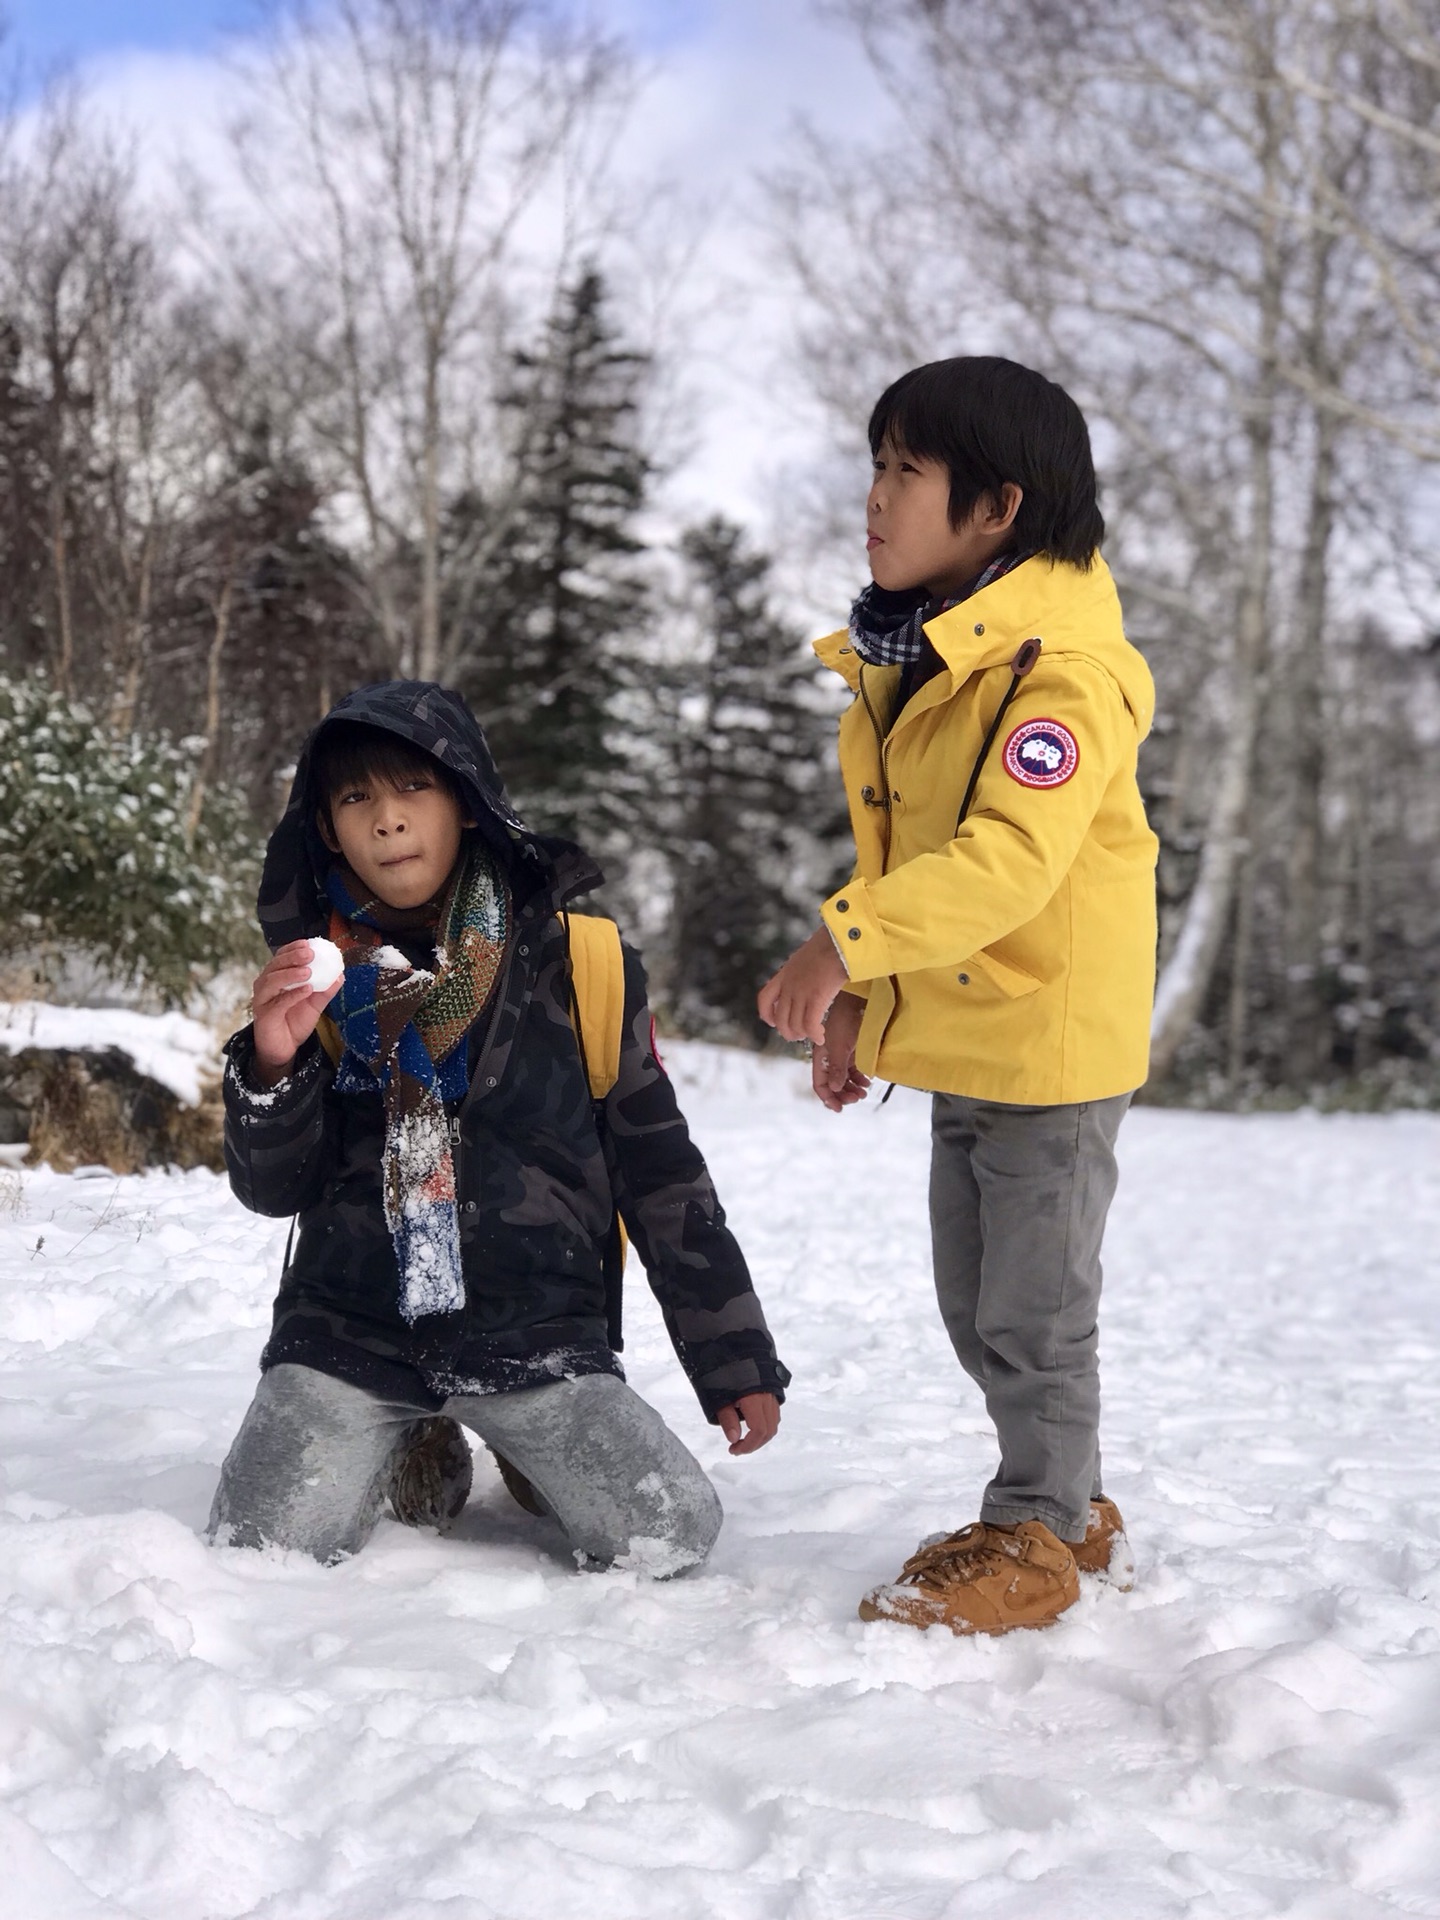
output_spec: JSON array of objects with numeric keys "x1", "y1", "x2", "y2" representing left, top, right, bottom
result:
[{"x1": 1, "y1": 1042, "x2": 1438, "y2": 1919}]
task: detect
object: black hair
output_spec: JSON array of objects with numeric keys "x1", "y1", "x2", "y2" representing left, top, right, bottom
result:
[
  {"x1": 310, "y1": 719, "x2": 462, "y2": 832},
  {"x1": 868, "y1": 356, "x2": 1104, "y2": 567}
]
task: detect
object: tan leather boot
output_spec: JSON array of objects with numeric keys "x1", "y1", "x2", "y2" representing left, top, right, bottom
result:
[
  {"x1": 1072, "y1": 1497, "x2": 1135, "y2": 1590},
  {"x1": 859, "y1": 1519, "x2": 1080, "y2": 1634}
]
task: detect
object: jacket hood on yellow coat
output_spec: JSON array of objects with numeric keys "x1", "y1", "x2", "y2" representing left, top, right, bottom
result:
[{"x1": 814, "y1": 555, "x2": 1159, "y2": 1104}]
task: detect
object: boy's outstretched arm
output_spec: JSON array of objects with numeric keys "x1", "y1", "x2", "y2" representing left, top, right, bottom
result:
[{"x1": 598, "y1": 945, "x2": 790, "y2": 1451}]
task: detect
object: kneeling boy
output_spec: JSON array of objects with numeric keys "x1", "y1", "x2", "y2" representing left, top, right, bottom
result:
[{"x1": 212, "y1": 680, "x2": 788, "y2": 1572}]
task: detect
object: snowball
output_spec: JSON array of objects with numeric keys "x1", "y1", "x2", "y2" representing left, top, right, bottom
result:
[{"x1": 306, "y1": 937, "x2": 345, "y2": 994}]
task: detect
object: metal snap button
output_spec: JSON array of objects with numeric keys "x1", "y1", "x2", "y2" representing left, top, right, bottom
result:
[
  {"x1": 974, "y1": 623, "x2": 985, "y2": 635},
  {"x1": 958, "y1": 973, "x2": 970, "y2": 985},
  {"x1": 836, "y1": 898, "x2": 849, "y2": 911},
  {"x1": 847, "y1": 928, "x2": 861, "y2": 941}
]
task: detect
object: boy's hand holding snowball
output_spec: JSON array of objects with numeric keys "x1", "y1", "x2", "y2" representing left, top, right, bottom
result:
[{"x1": 251, "y1": 938, "x2": 345, "y2": 1088}]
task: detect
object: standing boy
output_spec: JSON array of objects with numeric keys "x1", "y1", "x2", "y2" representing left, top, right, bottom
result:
[
  {"x1": 213, "y1": 679, "x2": 787, "y2": 1572},
  {"x1": 759, "y1": 357, "x2": 1157, "y2": 1634}
]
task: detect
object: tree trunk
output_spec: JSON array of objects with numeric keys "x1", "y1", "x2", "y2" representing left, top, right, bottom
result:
[
  {"x1": 1226, "y1": 845, "x2": 1257, "y2": 1094},
  {"x1": 1150, "y1": 59, "x2": 1285, "y2": 1082},
  {"x1": 49, "y1": 477, "x2": 75, "y2": 700},
  {"x1": 1149, "y1": 384, "x2": 1278, "y2": 1080},
  {"x1": 107, "y1": 526, "x2": 156, "y2": 735},
  {"x1": 1284, "y1": 407, "x2": 1338, "y2": 1085},
  {"x1": 185, "y1": 568, "x2": 236, "y2": 849},
  {"x1": 1349, "y1": 718, "x2": 1378, "y2": 1078},
  {"x1": 418, "y1": 351, "x2": 442, "y2": 681}
]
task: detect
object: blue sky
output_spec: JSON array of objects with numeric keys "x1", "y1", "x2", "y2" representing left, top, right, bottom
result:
[
  {"x1": 4, "y1": 1, "x2": 240, "y2": 68},
  {"x1": 2, "y1": 0, "x2": 708, "y2": 72}
]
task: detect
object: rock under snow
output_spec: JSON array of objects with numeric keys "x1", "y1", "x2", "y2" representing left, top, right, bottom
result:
[{"x1": 0, "y1": 1002, "x2": 219, "y2": 1106}]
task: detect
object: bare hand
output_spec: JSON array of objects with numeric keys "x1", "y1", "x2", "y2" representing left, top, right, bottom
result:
[
  {"x1": 251, "y1": 941, "x2": 339, "y2": 1086},
  {"x1": 756, "y1": 927, "x2": 850, "y2": 1045},
  {"x1": 813, "y1": 992, "x2": 872, "y2": 1112},
  {"x1": 717, "y1": 1392, "x2": 781, "y2": 1455}
]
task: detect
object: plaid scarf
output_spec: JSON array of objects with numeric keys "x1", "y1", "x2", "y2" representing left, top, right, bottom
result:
[
  {"x1": 325, "y1": 845, "x2": 510, "y2": 1324},
  {"x1": 848, "y1": 550, "x2": 1030, "y2": 667}
]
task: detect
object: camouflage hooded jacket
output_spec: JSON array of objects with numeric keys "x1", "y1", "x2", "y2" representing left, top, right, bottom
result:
[{"x1": 223, "y1": 680, "x2": 790, "y2": 1421}]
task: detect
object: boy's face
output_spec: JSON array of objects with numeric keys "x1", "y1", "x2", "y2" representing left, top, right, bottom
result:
[
  {"x1": 866, "y1": 437, "x2": 1022, "y2": 599},
  {"x1": 319, "y1": 764, "x2": 472, "y2": 909}
]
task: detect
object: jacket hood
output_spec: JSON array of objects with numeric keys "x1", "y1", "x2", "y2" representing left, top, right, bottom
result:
[
  {"x1": 257, "y1": 679, "x2": 601, "y2": 951},
  {"x1": 813, "y1": 555, "x2": 1155, "y2": 739}
]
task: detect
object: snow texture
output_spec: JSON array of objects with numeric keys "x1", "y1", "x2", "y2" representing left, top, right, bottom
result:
[
  {"x1": 1, "y1": 1043, "x2": 1438, "y2": 1918},
  {"x1": 0, "y1": 1001, "x2": 219, "y2": 1106},
  {"x1": 385, "y1": 1104, "x2": 466, "y2": 1323},
  {"x1": 304, "y1": 937, "x2": 345, "y2": 994}
]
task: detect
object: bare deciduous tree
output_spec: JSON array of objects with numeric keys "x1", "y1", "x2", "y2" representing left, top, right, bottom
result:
[{"x1": 221, "y1": 0, "x2": 629, "y2": 679}]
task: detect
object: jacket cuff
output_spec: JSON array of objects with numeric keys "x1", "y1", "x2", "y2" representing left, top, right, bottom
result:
[
  {"x1": 223, "y1": 1027, "x2": 324, "y2": 1116},
  {"x1": 820, "y1": 882, "x2": 894, "y2": 981},
  {"x1": 693, "y1": 1355, "x2": 791, "y2": 1423}
]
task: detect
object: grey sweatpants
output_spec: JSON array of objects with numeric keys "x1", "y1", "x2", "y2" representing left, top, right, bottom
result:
[
  {"x1": 930, "y1": 1091, "x2": 1132, "y2": 1544},
  {"x1": 209, "y1": 1363, "x2": 723, "y2": 1574}
]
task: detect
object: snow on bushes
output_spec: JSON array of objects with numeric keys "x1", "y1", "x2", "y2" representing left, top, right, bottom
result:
[{"x1": 0, "y1": 673, "x2": 262, "y2": 1005}]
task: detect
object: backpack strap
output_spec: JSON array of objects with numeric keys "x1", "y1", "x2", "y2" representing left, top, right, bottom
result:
[
  {"x1": 561, "y1": 911, "x2": 630, "y2": 1349},
  {"x1": 561, "y1": 911, "x2": 625, "y2": 1100},
  {"x1": 315, "y1": 1014, "x2": 344, "y2": 1066}
]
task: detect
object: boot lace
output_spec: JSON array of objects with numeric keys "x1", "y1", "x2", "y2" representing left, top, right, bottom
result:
[{"x1": 897, "y1": 1523, "x2": 1021, "y2": 1589}]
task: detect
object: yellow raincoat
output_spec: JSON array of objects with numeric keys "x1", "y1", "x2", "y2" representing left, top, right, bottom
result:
[{"x1": 817, "y1": 555, "x2": 1158, "y2": 1104}]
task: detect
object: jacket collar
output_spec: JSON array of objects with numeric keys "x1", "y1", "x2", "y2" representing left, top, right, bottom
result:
[{"x1": 815, "y1": 556, "x2": 1126, "y2": 693}]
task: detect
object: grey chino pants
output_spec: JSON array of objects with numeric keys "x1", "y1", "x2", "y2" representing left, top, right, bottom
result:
[
  {"x1": 930, "y1": 1091, "x2": 1132, "y2": 1544},
  {"x1": 208, "y1": 1362, "x2": 723, "y2": 1574}
]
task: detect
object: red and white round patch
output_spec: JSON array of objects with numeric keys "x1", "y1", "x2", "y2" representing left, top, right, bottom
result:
[{"x1": 1002, "y1": 718, "x2": 1080, "y2": 789}]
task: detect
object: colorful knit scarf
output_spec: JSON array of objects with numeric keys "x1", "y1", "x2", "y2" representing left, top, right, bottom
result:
[
  {"x1": 325, "y1": 845, "x2": 510, "y2": 1324},
  {"x1": 848, "y1": 550, "x2": 1031, "y2": 667}
]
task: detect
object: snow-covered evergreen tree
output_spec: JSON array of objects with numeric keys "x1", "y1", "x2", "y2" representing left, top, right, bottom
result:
[
  {"x1": 0, "y1": 674, "x2": 260, "y2": 1005},
  {"x1": 450, "y1": 269, "x2": 652, "y2": 854},
  {"x1": 665, "y1": 517, "x2": 846, "y2": 1039}
]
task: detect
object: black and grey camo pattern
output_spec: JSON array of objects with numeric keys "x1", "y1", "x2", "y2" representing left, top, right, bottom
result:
[{"x1": 227, "y1": 681, "x2": 790, "y2": 1423}]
